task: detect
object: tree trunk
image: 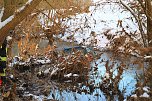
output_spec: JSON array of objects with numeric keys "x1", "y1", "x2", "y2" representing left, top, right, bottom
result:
[
  {"x1": 0, "y1": 0, "x2": 42, "y2": 46},
  {"x1": 145, "y1": 0, "x2": 152, "y2": 87},
  {"x1": 146, "y1": 0, "x2": 152, "y2": 47},
  {"x1": 1, "y1": 0, "x2": 16, "y2": 22},
  {"x1": 2, "y1": 0, "x2": 28, "y2": 21}
]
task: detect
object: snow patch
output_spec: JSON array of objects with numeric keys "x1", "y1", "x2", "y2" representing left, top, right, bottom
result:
[
  {"x1": 73, "y1": 74, "x2": 79, "y2": 77},
  {"x1": 143, "y1": 86, "x2": 150, "y2": 93},
  {"x1": 144, "y1": 56, "x2": 152, "y2": 59},
  {"x1": 12, "y1": 56, "x2": 20, "y2": 64},
  {"x1": 10, "y1": 75, "x2": 14, "y2": 79},
  {"x1": 69, "y1": 8, "x2": 72, "y2": 11},
  {"x1": 6, "y1": 36, "x2": 13, "y2": 41},
  {"x1": 51, "y1": 68, "x2": 59, "y2": 76},
  {"x1": 44, "y1": 68, "x2": 50, "y2": 74},
  {"x1": 64, "y1": 73, "x2": 72, "y2": 77},
  {"x1": 64, "y1": 80, "x2": 72, "y2": 82},
  {"x1": 36, "y1": 59, "x2": 51, "y2": 64},
  {"x1": 140, "y1": 92, "x2": 149, "y2": 98},
  {"x1": 123, "y1": 99, "x2": 127, "y2": 101},
  {"x1": 131, "y1": 94, "x2": 137, "y2": 98},
  {"x1": 24, "y1": 93, "x2": 46, "y2": 101}
]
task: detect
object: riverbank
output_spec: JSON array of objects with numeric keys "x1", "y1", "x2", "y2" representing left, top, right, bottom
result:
[{"x1": 1, "y1": 49, "x2": 151, "y2": 101}]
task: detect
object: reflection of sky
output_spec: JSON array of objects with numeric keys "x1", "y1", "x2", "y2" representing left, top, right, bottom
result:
[
  {"x1": 119, "y1": 69, "x2": 137, "y2": 97},
  {"x1": 91, "y1": 53, "x2": 137, "y2": 97},
  {"x1": 48, "y1": 89, "x2": 106, "y2": 101},
  {"x1": 47, "y1": 53, "x2": 138, "y2": 101}
]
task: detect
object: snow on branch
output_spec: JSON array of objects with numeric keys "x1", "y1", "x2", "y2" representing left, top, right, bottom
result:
[
  {"x1": 0, "y1": 0, "x2": 42, "y2": 45},
  {"x1": 119, "y1": 0, "x2": 146, "y2": 47},
  {"x1": 0, "y1": 0, "x2": 37, "y2": 29},
  {"x1": 144, "y1": 55, "x2": 152, "y2": 59},
  {"x1": 17, "y1": 0, "x2": 35, "y2": 12},
  {"x1": 0, "y1": 7, "x2": 4, "y2": 22},
  {"x1": 27, "y1": 0, "x2": 33, "y2": 4},
  {"x1": 0, "y1": 15, "x2": 14, "y2": 29},
  {"x1": 119, "y1": 0, "x2": 137, "y2": 20}
]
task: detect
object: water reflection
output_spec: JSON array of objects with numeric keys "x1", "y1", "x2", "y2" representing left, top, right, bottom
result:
[{"x1": 48, "y1": 52, "x2": 140, "y2": 101}]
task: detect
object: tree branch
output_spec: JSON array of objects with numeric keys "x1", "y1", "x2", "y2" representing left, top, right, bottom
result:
[
  {"x1": 119, "y1": 0, "x2": 147, "y2": 47},
  {"x1": 137, "y1": 0, "x2": 145, "y2": 11},
  {"x1": 0, "y1": 0, "x2": 42, "y2": 45}
]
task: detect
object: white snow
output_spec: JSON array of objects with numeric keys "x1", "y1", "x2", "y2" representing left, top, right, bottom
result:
[
  {"x1": 27, "y1": 0, "x2": 33, "y2": 4},
  {"x1": 36, "y1": 59, "x2": 51, "y2": 64},
  {"x1": 64, "y1": 73, "x2": 72, "y2": 77},
  {"x1": 69, "y1": 8, "x2": 72, "y2": 11},
  {"x1": 24, "y1": 93, "x2": 46, "y2": 101},
  {"x1": 17, "y1": 0, "x2": 33, "y2": 12},
  {"x1": 0, "y1": 0, "x2": 34, "y2": 30},
  {"x1": 44, "y1": 68, "x2": 50, "y2": 74},
  {"x1": 6, "y1": 36, "x2": 13, "y2": 41},
  {"x1": 0, "y1": 7, "x2": 4, "y2": 22},
  {"x1": 140, "y1": 92, "x2": 150, "y2": 98},
  {"x1": 38, "y1": 0, "x2": 139, "y2": 48},
  {"x1": 110, "y1": 69, "x2": 113, "y2": 72},
  {"x1": 62, "y1": 1, "x2": 138, "y2": 48},
  {"x1": 51, "y1": 68, "x2": 59, "y2": 76},
  {"x1": 118, "y1": 46, "x2": 125, "y2": 51},
  {"x1": 10, "y1": 75, "x2": 14, "y2": 79},
  {"x1": 73, "y1": 74, "x2": 79, "y2": 77},
  {"x1": 0, "y1": 15, "x2": 14, "y2": 29},
  {"x1": 17, "y1": 6, "x2": 25, "y2": 12},
  {"x1": 105, "y1": 72, "x2": 110, "y2": 79},
  {"x1": 38, "y1": 71, "x2": 42, "y2": 75},
  {"x1": 144, "y1": 56, "x2": 152, "y2": 59},
  {"x1": 64, "y1": 80, "x2": 72, "y2": 82},
  {"x1": 143, "y1": 86, "x2": 150, "y2": 93},
  {"x1": 131, "y1": 94, "x2": 137, "y2": 98},
  {"x1": 12, "y1": 56, "x2": 20, "y2": 65}
]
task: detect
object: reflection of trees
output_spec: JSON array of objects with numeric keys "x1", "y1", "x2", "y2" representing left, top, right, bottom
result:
[{"x1": 118, "y1": 1, "x2": 152, "y2": 99}]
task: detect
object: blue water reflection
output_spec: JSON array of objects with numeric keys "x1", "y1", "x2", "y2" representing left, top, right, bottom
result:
[{"x1": 48, "y1": 52, "x2": 139, "y2": 101}]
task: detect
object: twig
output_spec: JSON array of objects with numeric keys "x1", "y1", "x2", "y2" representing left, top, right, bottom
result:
[
  {"x1": 119, "y1": 0, "x2": 147, "y2": 47},
  {"x1": 137, "y1": 0, "x2": 145, "y2": 10}
]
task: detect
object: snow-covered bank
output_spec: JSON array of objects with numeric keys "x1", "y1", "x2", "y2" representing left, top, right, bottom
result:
[{"x1": 58, "y1": 0, "x2": 138, "y2": 48}]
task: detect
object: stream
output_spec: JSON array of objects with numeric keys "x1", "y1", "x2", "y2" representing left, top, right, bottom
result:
[
  {"x1": 10, "y1": 41, "x2": 144, "y2": 100},
  {"x1": 46, "y1": 52, "x2": 143, "y2": 101}
]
